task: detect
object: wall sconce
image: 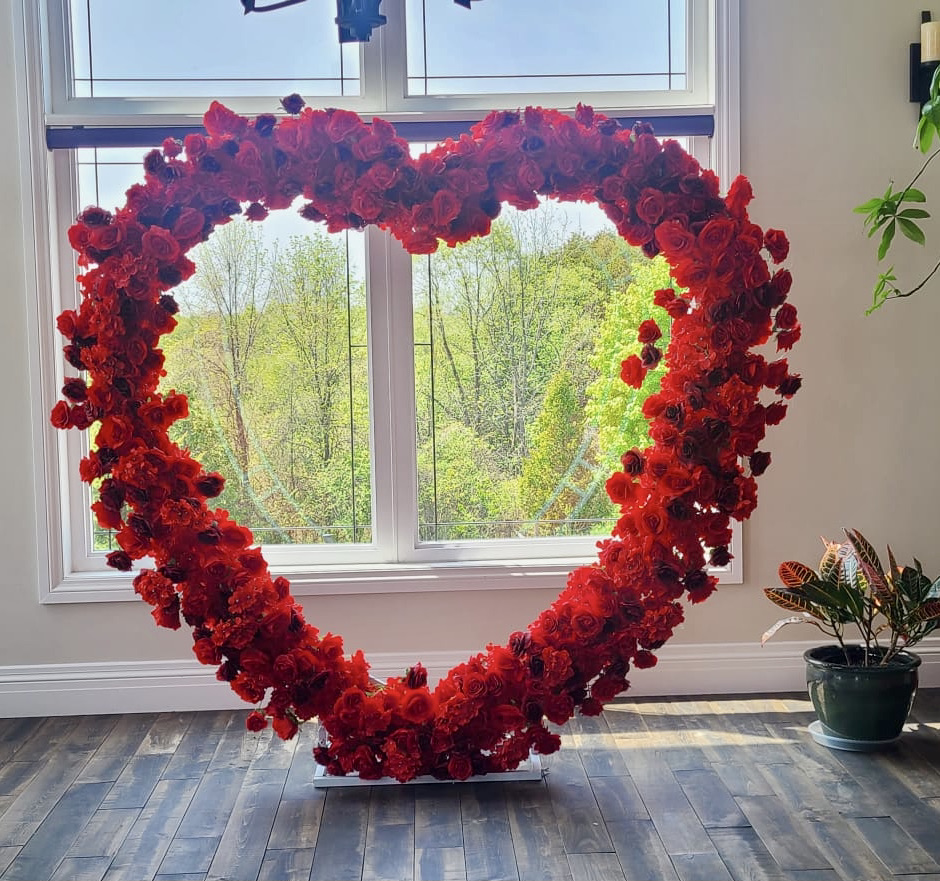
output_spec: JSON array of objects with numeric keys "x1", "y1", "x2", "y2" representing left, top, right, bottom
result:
[{"x1": 912, "y1": 10, "x2": 940, "y2": 104}]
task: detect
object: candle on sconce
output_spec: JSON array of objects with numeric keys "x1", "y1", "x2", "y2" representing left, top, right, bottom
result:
[{"x1": 923, "y1": 16, "x2": 940, "y2": 63}]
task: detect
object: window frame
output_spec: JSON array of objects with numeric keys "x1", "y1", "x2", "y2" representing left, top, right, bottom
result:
[{"x1": 19, "y1": 0, "x2": 743, "y2": 603}]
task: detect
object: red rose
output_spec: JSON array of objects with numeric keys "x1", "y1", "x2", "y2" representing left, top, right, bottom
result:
[
  {"x1": 88, "y1": 223, "x2": 123, "y2": 252},
  {"x1": 637, "y1": 319, "x2": 662, "y2": 344},
  {"x1": 142, "y1": 227, "x2": 181, "y2": 263},
  {"x1": 635, "y1": 188, "x2": 665, "y2": 224},
  {"x1": 655, "y1": 219, "x2": 696, "y2": 256},
  {"x1": 351, "y1": 190, "x2": 384, "y2": 221},
  {"x1": 431, "y1": 189, "x2": 461, "y2": 226},
  {"x1": 50, "y1": 400, "x2": 71, "y2": 429},
  {"x1": 725, "y1": 175, "x2": 753, "y2": 218},
  {"x1": 401, "y1": 690, "x2": 435, "y2": 723},
  {"x1": 447, "y1": 754, "x2": 474, "y2": 781},
  {"x1": 327, "y1": 108, "x2": 364, "y2": 143},
  {"x1": 697, "y1": 217, "x2": 735, "y2": 255},
  {"x1": 605, "y1": 472, "x2": 635, "y2": 505},
  {"x1": 620, "y1": 355, "x2": 645, "y2": 388},
  {"x1": 271, "y1": 714, "x2": 299, "y2": 740}
]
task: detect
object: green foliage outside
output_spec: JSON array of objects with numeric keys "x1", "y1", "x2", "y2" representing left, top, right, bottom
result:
[{"x1": 95, "y1": 204, "x2": 675, "y2": 549}]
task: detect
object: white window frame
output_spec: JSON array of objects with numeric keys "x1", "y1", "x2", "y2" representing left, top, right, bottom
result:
[{"x1": 18, "y1": 0, "x2": 742, "y2": 603}]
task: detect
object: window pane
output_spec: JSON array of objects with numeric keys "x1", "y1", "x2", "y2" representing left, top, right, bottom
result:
[
  {"x1": 412, "y1": 198, "x2": 673, "y2": 543},
  {"x1": 68, "y1": 0, "x2": 359, "y2": 99},
  {"x1": 406, "y1": 0, "x2": 685, "y2": 97},
  {"x1": 78, "y1": 149, "x2": 371, "y2": 550}
]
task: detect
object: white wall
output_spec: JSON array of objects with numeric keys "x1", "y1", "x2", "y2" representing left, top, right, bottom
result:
[{"x1": 3, "y1": 1, "x2": 940, "y2": 713}]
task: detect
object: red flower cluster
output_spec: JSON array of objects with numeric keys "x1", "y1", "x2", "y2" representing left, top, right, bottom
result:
[{"x1": 52, "y1": 98, "x2": 799, "y2": 781}]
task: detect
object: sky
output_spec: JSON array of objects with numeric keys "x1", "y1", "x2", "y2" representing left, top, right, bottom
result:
[{"x1": 72, "y1": 0, "x2": 686, "y2": 268}]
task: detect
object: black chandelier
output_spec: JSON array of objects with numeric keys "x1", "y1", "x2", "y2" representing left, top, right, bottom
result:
[{"x1": 240, "y1": 0, "x2": 480, "y2": 43}]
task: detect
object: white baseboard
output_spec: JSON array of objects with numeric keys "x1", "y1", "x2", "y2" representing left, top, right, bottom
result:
[{"x1": 3, "y1": 638, "x2": 939, "y2": 718}]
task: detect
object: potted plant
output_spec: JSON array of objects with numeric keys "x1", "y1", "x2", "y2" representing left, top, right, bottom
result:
[{"x1": 762, "y1": 528, "x2": 940, "y2": 749}]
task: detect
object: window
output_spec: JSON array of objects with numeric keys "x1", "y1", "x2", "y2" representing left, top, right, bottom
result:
[{"x1": 21, "y1": 0, "x2": 741, "y2": 601}]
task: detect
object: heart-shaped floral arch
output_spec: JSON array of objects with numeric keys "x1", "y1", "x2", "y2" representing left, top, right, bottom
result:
[{"x1": 52, "y1": 98, "x2": 800, "y2": 782}]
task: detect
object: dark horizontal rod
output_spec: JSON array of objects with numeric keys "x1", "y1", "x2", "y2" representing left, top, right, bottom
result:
[{"x1": 45, "y1": 114, "x2": 714, "y2": 150}]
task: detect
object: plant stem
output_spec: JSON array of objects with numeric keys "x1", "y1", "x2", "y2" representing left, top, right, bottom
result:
[{"x1": 885, "y1": 254, "x2": 940, "y2": 300}]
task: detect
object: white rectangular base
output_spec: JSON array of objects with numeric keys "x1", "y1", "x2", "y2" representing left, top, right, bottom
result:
[{"x1": 312, "y1": 752, "x2": 543, "y2": 788}]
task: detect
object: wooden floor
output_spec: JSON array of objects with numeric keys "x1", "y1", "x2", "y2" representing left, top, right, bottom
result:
[{"x1": 3, "y1": 692, "x2": 940, "y2": 881}]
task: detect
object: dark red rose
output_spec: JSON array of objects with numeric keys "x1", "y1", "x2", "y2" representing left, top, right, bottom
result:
[
  {"x1": 775, "y1": 303, "x2": 798, "y2": 329},
  {"x1": 777, "y1": 326, "x2": 801, "y2": 351},
  {"x1": 106, "y1": 550, "x2": 132, "y2": 571},
  {"x1": 764, "y1": 402, "x2": 788, "y2": 425},
  {"x1": 634, "y1": 650, "x2": 657, "y2": 669},
  {"x1": 763, "y1": 228, "x2": 789, "y2": 263},
  {"x1": 405, "y1": 663, "x2": 428, "y2": 689},
  {"x1": 280, "y1": 93, "x2": 306, "y2": 115},
  {"x1": 749, "y1": 451, "x2": 771, "y2": 476},
  {"x1": 621, "y1": 448, "x2": 644, "y2": 476},
  {"x1": 62, "y1": 379, "x2": 88, "y2": 402},
  {"x1": 246, "y1": 711, "x2": 268, "y2": 732},
  {"x1": 640, "y1": 343, "x2": 662, "y2": 368},
  {"x1": 776, "y1": 374, "x2": 802, "y2": 397}
]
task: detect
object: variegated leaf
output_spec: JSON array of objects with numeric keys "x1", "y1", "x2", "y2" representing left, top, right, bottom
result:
[
  {"x1": 818, "y1": 539, "x2": 842, "y2": 584},
  {"x1": 778, "y1": 561, "x2": 816, "y2": 589},
  {"x1": 845, "y1": 529, "x2": 886, "y2": 578},
  {"x1": 761, "y1": 614, "x2": 816, "y2": 646},
  {"x1": 911, "y1": 598, "x2": 940, "y2": 624},
  {"x1": 764, "y1": 587, "x2": 815, "y2": 614},
  {"x1": 887, "y1": 544, "x2": 900, "y2": 579}
]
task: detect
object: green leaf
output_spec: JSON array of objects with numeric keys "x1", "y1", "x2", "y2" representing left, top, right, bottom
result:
[
  {"x1": 877, "y1": 221, "x2": 896, "y2": 260},
  {"x1": 854, "y1": 197, "x2": 885, "y2": 213},
  {"x1": 917, "y1": 114, "x2": 935, "y2": 153},
  {"x1": 901, "y1": 188, "x2": 927, "y2": 203},
  {"x1": 898, "y1": 208, "x2": 930, "y2": 219},
  {"x1": 898, "y1": 217, "x2": 926, "y2": 245}
]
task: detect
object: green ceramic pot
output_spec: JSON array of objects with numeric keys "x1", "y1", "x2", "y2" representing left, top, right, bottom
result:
[{"x1": 804, "y1": 645, "x2": 921, "y2": 744}]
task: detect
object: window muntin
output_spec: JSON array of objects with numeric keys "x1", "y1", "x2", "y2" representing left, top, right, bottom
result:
[
  {"x1": 46, "y1": 0, "x2": 714, "y2": 124},
  {"x1": 65, "y1": 0, "x2": 359, "y2": 100},
  {"x1": 405, "y1": 0, "x2": 687, "y2": 97}
]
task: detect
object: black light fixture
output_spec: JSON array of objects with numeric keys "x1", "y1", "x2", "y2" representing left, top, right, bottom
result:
[
  {"x1": 241, "y1": 0, "x2": 477, "y2": 43},
  {"x1": 335, "y1": 0, "x2": 386, "y2": 43},
  {"x1": 911, "y1": 10, "x2": 940, "y2": 104}
]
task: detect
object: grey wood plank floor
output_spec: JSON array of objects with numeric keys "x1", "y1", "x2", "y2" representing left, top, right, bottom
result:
[{"x1": 3, "y1": 691, "x2": 940, "y2": 881}]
